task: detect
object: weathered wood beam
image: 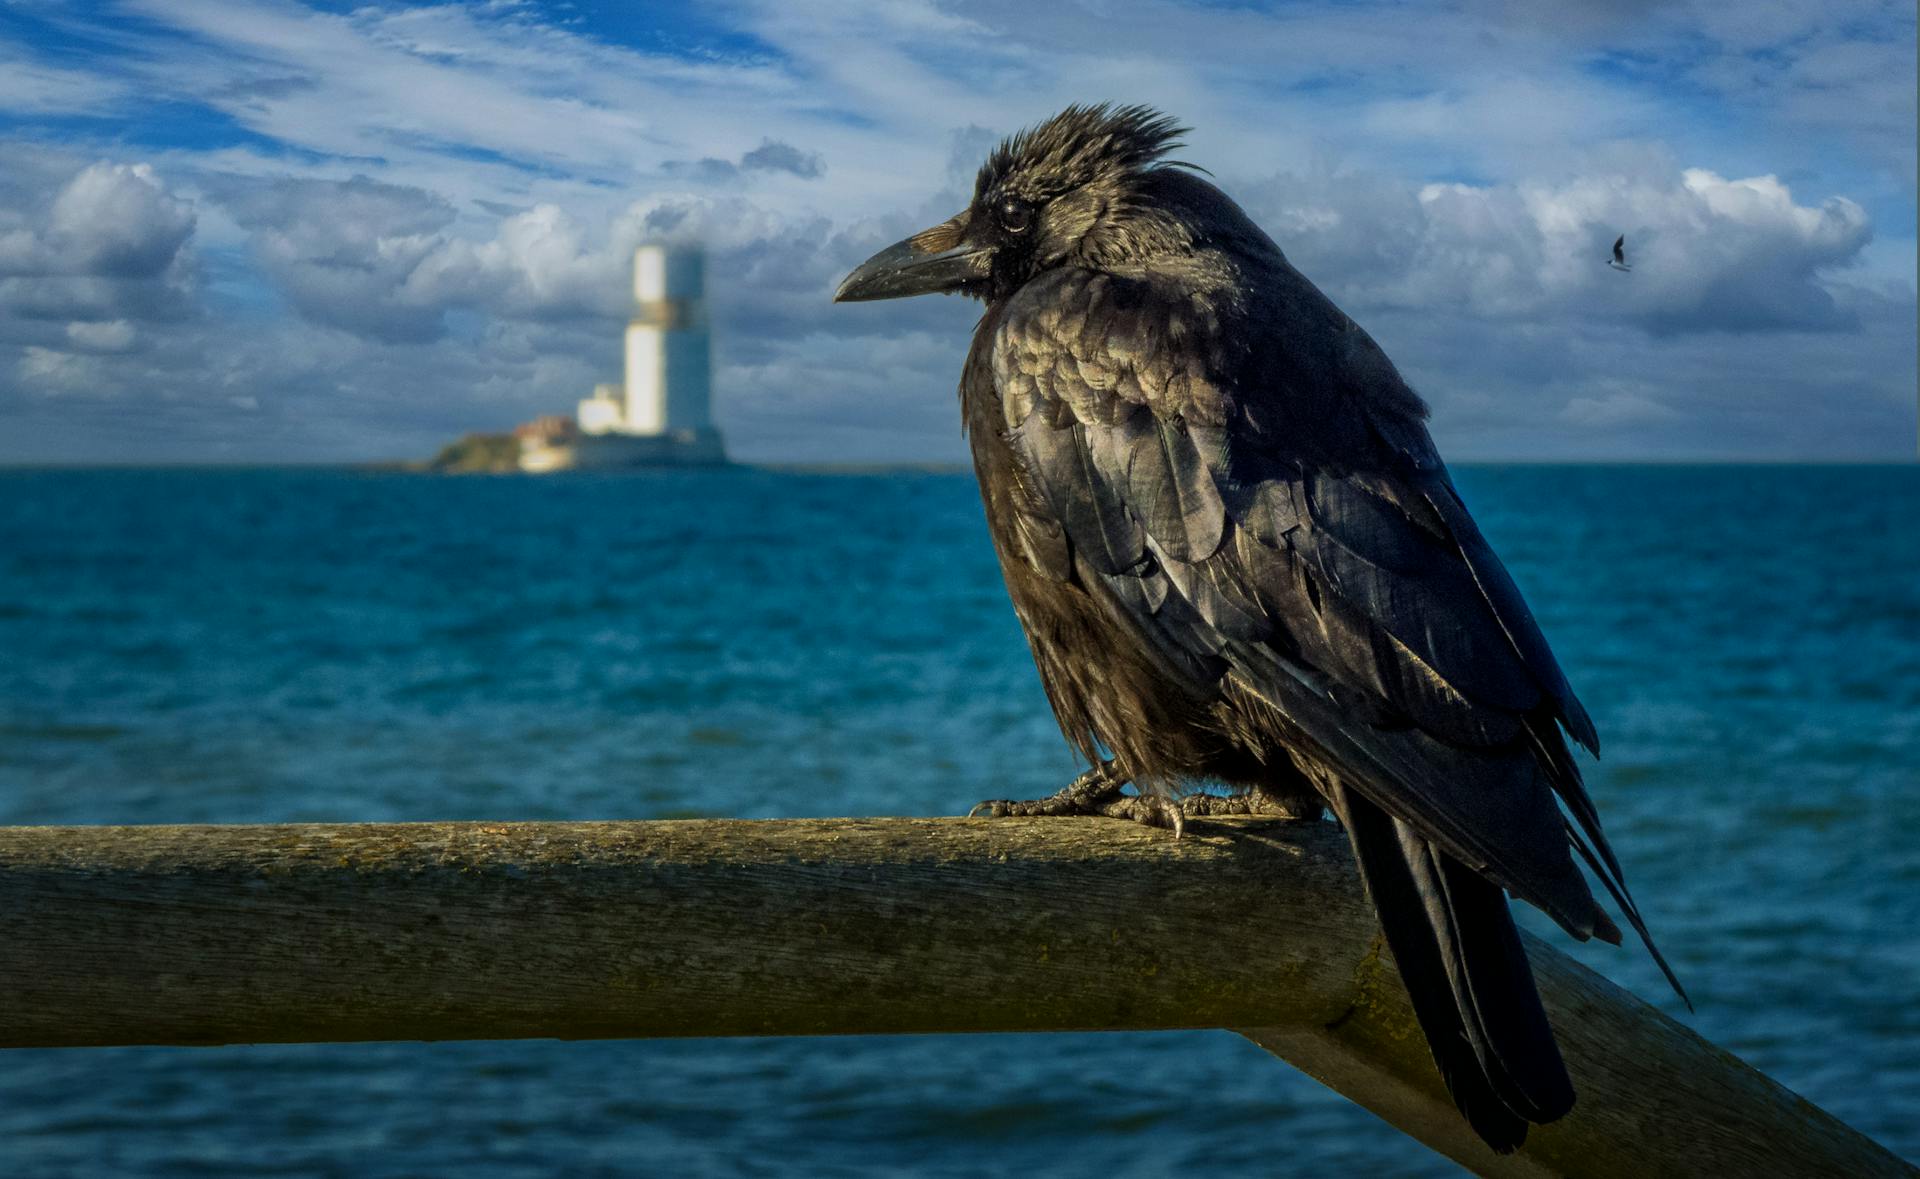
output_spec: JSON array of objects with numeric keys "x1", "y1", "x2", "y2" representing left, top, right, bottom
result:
[{"x1": 0, "y1": 817, "x2": 1909, "y2": 1178}]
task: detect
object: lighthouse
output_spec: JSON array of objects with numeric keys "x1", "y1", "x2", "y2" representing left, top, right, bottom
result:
[
  {"x1": 622, "y1": 246, "x2": 712, "y2": 435},
  {"x1": 553, "y1": 243, "x2": 727, "y2": 469}
]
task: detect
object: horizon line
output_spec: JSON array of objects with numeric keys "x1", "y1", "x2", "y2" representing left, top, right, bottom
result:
[{"x1": 0, "y1": 457, "x2": 1915, "y2": 474}]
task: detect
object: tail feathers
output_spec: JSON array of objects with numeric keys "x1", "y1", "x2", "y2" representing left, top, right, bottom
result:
[
  {"x1": 1338, "y1": 785, "x2": 1574, "y2": 1153},
  {"x1": 1415, "y1": 828, "x2": 1576, "y2": 1121}
]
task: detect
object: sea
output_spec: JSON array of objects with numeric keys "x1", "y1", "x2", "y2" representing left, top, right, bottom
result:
[{"x1": 0, "y1": 464, "x2": 1915, "y2": 1177}]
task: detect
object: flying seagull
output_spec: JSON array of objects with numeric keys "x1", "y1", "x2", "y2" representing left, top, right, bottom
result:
[
  {"x1": 1610, "y1": 234, "x2": 1631, "y2": 271},
  {"x1": 837, "y1": 104, "x2": 1683, "y2": 1153}
]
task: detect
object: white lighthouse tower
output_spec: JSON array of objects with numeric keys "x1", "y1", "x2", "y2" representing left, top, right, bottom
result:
[
  {"x1": 556, "y1": 243, "x2": 726, "y2": 469},
  {"x1": 623, "y1": 246, "x2": 713, "y2": 434}
]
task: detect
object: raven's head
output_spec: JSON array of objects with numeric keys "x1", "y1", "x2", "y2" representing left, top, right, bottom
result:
[{"x1": 836, "y1": 104, "x2": 1191, "y2": 304}]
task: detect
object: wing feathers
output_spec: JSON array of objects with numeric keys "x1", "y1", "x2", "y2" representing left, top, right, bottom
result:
[
  {"x1": 1013, "y1": 408, "x2": 1144, "y2": 576},
  {"x1": 1124, "y1": 417, "x2": 1226, "y2": 562},
  {"x1": 993, "y1": 264, "x2": 1660, "y2": 969},
  {"x1": 1423, "y1": 478, "x2": 1601, "y2": 754}
]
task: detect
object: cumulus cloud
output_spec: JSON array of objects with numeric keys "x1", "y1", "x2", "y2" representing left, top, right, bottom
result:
[
  {"x1": 0, "y1": 160, "x2": 196, "y2": 280},
  {"x1": 663, "y1": 139, "x2": 827, "y2": 184},
  {"x1": 405, "y1": 203, "x2": 631, "y2": 321},
  {"x1": 213, "y1": 174, "x2": 458, "y2": 343},
  {"x1": 202, "y1": 175, "x2": 657, "y2": 346},
  {"x1": 1240, "y1": 157, "x2": 1877, "y2": 335},
  {"x1": 1528, "y1": 166, "x2": 1870, "y2": 333},
  {"x1": 16, "y1": 345, "x2": 103, "y2": 394},
  {"x1": 0, "y1": 0, "x2": 1910, "y2": 463},
  {"x1": 48, "y1": 163, "x2": 198, "y2": 278},
  {"x1": 741, "y1": 140, "x2": 825, "y2": 179},
  {"x1": 65, "y1": 320, "x2": 138, "y2": 354},
  {"x1": 0, "y1": 153, "x2": 198, "y2": 386}
]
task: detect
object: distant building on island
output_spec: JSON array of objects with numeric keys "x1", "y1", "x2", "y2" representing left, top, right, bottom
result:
[{"x1": 516, "y1": 244, "x2": 728, "y2": 473}]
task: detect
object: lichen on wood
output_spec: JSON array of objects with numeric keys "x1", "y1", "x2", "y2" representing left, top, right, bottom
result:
[{"x1": 0, "y1": 816, "x2": 1909, "y2": 1178}]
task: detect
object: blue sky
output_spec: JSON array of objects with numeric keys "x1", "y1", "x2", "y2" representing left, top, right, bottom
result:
[{"x1": 0, "y1": 0, "x2": 1913, "y2": 463}]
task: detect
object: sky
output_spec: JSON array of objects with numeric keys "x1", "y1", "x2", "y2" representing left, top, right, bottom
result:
[{"x1": 0, "y1": 0, "x2": 1913, "y2": 464}]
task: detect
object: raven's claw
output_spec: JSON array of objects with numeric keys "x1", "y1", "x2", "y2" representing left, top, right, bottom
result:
[
  {"x1": 1179, "y1": 791, "x2": 1326, "y2": 822},
  {"x1": 970, "y1": 760, "x2": 1189, "y2": 838},
  {"x1": 968, "y1": 760, "x2": 1124, "y2": 819},
  {"x1": 971, "y1": 764, "x2": 1325, "y2": 838}
]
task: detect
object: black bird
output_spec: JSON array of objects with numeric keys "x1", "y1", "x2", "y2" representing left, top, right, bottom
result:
[
  {"x1": 1610, "y1": 234, "x2": 1631, "y2": 271},
  {"x1": 837, "y1": 104, "x2": 1681, "y2": 1152}
]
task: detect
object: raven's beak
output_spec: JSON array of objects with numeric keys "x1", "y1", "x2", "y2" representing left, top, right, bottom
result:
[{"x1": 835, "y1": 216, "x2": 990, "y2": 302}]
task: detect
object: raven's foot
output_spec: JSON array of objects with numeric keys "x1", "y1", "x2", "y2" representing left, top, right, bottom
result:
[
  {"x1": 1180, "y1": 789, "x2": 1325, "y2": 822},
  {"x1": 969, "y1": 762, "x2": 1188, "y2": 838},
  {"x1": 969, "y1": 761, "x2": 1124, "y2": 819}
]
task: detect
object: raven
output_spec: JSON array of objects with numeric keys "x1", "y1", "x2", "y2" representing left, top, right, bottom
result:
[{"x1": 837, "y1": 104, "x2": 1681, "y2": 1152}]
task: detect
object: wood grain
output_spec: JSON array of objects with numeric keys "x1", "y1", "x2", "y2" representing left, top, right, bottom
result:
[{"x1": 0, "y1": 816, "x2": 1909, "y2": 1178}]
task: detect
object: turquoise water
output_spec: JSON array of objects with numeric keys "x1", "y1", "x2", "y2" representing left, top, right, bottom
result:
[{"x1": 1, "y1": 465, "x2": 1915, "y2": 1175}]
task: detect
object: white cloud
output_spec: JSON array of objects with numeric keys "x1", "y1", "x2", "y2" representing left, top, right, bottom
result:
[
  {"x1": 1241, "y1": 156, "x2": 1879, "y2": 336},
  {"x1": 213, "y1": 174, "x2": 456, "y2": 342},
  {"x1": 0, "y1": 156, "x2": 199, "y2": 363},
  {"x1": 17, "y1": 345, "x2": 108, "y2": 394},
  {"x1": 0, "y1": 45, "x2": 130, "y2": 115},
  {"x1": 0, "y1": 160, "x2": 196, "y2": 281},
  {"x1": 65, "y1": 320, "x2": 138, "y2": 353},
  {"x1": 1561, "y1": 388, "x2": 1683, "y2": 428},
  {"x1": 48, "y1": 163, "x2": 198, "y2": 278},
  {"x1": 0, "y1": 0, "x2": 1910, "y2": 462},
  {"x1": 99, "y1": 0, "x2": 867, "y2": 213},
  {"x1": 405, "y1": 203, "x2": 630, "y2": 321}
]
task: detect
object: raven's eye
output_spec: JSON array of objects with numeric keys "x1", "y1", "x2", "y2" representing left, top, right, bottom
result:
[{"x1": 996, "y1": 197, "x2": 1033, "y2": 234}]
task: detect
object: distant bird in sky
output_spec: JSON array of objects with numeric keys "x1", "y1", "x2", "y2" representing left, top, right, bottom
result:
[
  {"x1": 1610, "y1": 234, "x2": 1632, "y2": 271},
  {"x1": 837, "y1": 104, "x2": 1683, "y2": 1154}
]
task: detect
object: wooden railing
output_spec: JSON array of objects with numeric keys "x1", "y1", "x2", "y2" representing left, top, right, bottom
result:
[{"x1": 1, "y1": 816, "x2": 1910, "y2": 1178}]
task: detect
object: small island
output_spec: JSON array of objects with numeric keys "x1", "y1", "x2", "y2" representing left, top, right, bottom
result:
[
  {"x1": 425, "y1": 244, "x2": 728, "y2": 474},
  {"x1": 424, "y1": 431, "x2": 520, "y2": 473}
]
